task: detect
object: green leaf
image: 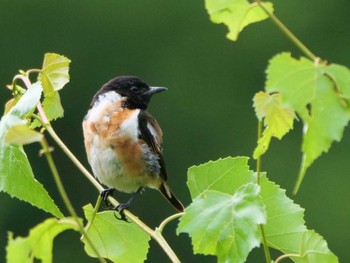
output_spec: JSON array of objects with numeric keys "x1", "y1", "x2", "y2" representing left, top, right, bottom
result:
[
  {"x1": 253, "y1": 134, "x2": 272, "y2": 160},
  {"x1": 6, "y1": 217, "x2": 80, "y2": 263},
  {"x1": 205, "y1": 0, "x2": 273, "y2": 41},
  {"x1": 0, "y1": 137, "x2": 63, "y2": 218},
  {"x1": 302, "y1": 76, "x2": 350, "y2": 169},
  {"x1": 291, "y1": 230, "x2": 338, "y2": 263},
  {"x1": 294, "y1": 75, "x2": 350, "y2": 193},
  {"x1": 178, "y1": 184, "x2": 266, "y2": 263},
  {"x1": 323, "y1": 64, "x2": 350, "y2": 99},
  {"x1": 253, "y1": 92, "x2": 295, "y2": 136},
  {"x1": 265, "y1": 53, "x2": 350, "y2": 192},
  {"x1": 187, "y1": 157, "x2": 254, "y2": 198},
  {"x1": 82, "y1": 204, "x2": 150, "y2": 263},
  {"x1": 42, "y1": 91, "x2": 64, "y2": 120},
  {"x1": 39, "y1": 53, "x2": 71, "y2": 93},
  {"x1": 265, "y1": 52, "x2": 322, "y2": 113},
  {"x1": 4, "y1": 84, "x2": 26, "y2": 114},
  {"x1": 260, "y1": 174, "x2": 306, "y2": 254},
  {"x1": 7, "y1": 81, "x2": 42, "y2": 119},
  {"x1": 0, "y1": 82, "x2": 63, "y2": 218},
  {"x1": 4, "y1": 98, "x2": 19, "y2": 115},
  {"x1": 5, "y1": 125, "x2": 43, "y2": 145},
  {"x1": 31, "y1": 91, "x2": 64, "y2": 128},
  {"x1": 253, "y1": 91, "x2": 295, "y2": 159},
  {"x1": 33, "y1": 53, "x2": 70, "y2": 127}
]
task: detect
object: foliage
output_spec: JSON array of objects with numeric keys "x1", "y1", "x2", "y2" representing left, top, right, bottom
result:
[
  {"x1": 264, "y1": 53, "x2": 350, "y2": 179},
  {"x1": 1, "y1": 1, "x2": 347, "y2": 263},
  {"x1": 292, "y1": 230, "x2": 338, "y2": 263},
  {"x1": 205, "y1": 0, "x2": 273, "y2": 41},
  {"x1": 6, "y1": 218, "x2": 80, "y2": 263},
  {"x1": 178, "y1": 183, "x2": 265, "y2": 263},
  {"x1": 0, "y1": 80, "x2": 62, "y2": 218},
  {"x1": 82, "y1": 204, "x2": 150, "y2": 263},
  {"x1": 253, "y1": 91, "x2": 295, "y2": 158},
  {"x1": 178, "y1": 158, "x2": 337, "y2": 262}
]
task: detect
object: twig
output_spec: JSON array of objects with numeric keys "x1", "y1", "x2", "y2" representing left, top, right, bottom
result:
[
  {"x1": 255, "y1": 0, "x2": 317, "y2": 61},
  {"x1": 274, "y1": 253, "x2": 300, "y2": 263},
  {"x1": 256, "y1": 120, "x2": 271, "y2": 263},
  {"x1": 157, "y1": 213, "x2": 184, "y2": 234}
]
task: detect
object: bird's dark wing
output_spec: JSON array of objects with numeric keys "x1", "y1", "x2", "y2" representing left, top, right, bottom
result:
[{"x1": 138, "y1": 110, "x2": 167, "y2": 181}]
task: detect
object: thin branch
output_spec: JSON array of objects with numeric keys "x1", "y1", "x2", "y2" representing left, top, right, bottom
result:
[
  {"x1": 82, "y1": 195, "x2": 103, "y2": 236},
  {"x1": 275, "y1": 253, "x2": 300, "y2": 263},
  {"x1": 256, "y1": 120, "x2": 263, "y2": 185},
  {"x1": 100, "y1": 191, "x2": 181, "y2": 262},
  {"x1": 255, "y1": 0, "x2": 317, "y2": 61},
  {"x1": 45, "y1": 126, "x2": 104, "y2": 191},
  {"x1": 13, "y1": 74, "x2": 49, "y2": 124},
  {"x1": 293, "y1": 152, "x2": 307, "y2": 195},
  {"x1": 256, "y1": 120, "x2": 271, "y2": 263},
  {"x1": 259, "y1": 225, "x2": 271, "y2": 263},
  {"x1": 157, "y1": 213, "x2": 184, "y2": 234}
]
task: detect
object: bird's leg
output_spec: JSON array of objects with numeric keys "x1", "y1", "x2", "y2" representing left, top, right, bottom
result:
[
  {"x1": 100, "y1": 188, "x2": 115, "y2": 208},
  {"x1": 114, "y1": 187, "x2": 144, "y2": 222}
]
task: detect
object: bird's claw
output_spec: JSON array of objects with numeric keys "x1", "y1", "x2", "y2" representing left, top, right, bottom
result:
[
  {"x1": 113, "y1": 203, "x2": 130, "y2": 222},
  {"x1": 100, "y1": 188, "x2": 115, "y2": 208}
]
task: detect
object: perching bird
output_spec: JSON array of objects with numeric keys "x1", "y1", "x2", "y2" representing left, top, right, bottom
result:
[{"x1": 82, "y1": 76, "x2": 184, "y2": 217}]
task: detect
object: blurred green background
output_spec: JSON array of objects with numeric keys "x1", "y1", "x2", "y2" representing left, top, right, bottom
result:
[{"x1": 1, "y1": 0, "x2": 350, "y2": 262}]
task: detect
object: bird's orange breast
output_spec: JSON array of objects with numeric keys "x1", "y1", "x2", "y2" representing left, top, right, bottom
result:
[{"x1": 83, "y1": 100, "x2": 148, "y2": 181}]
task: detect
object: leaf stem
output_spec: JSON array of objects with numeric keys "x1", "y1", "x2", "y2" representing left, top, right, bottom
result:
[
  {"x1": 153, "y1": 232, "x2": 181, "y2": 263},
  {"x1": 83, "y1": 195, "x2": 103, "y2": 235},
  {"x1": 293, "y1": 152, "x2": 307, "y2": 195},
  {"x1": 39, "y1": 136, "x2": 107, "y2": 263},
  {"x1": 157, "y1": 212, "x2": 184, "y2": 234},
  {"x1": 274, "y1": 253, "x2": 300, "y2": 263},
  {"x1": 256, "y1": 120, "x2": 263, "y2": 184},
  {"x1": 259, "y1": 225, "x2": 271, "y2": 263},
  {"x1": 255, "y1": 0, "x2": 317, "y2": 61},
  {"x1": 256, "y1": 120, "x2": 271, "y2": 263},
  {"x1": 26, "y1": 69, "x2": 42, "y2": 75},
  {"x1": 13, "y1": 74, "x2": 49, "y2": 124}
]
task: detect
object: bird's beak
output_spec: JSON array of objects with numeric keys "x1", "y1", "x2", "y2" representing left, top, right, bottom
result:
[{"x1": 145, "y1": 87, "x2": 167, "y2": 96}]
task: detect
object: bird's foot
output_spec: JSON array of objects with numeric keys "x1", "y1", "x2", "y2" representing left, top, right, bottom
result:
[
  {"x1": 102, "y1": 187, "x2": 144, "y2": 222},
  {"x1": 113, "y1": 202, "x2": 132, "y2": 222},
  {"x1": 100, "y1": 188, "x2": 115, "y2": 208}
]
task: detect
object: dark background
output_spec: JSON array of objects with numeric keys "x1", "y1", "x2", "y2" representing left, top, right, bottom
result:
[{"x1": 1, "y1": 0, "x2": 350, "y2": 262}]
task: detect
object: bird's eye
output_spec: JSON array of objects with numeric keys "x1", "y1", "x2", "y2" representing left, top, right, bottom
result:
[{"x1": 130, "y1": 86, "x2": 138, "y2": 92}]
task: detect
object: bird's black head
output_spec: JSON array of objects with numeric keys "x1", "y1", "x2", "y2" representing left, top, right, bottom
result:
[{"x1": 92, "y1": 76, "x2": 167, "y2": 110}]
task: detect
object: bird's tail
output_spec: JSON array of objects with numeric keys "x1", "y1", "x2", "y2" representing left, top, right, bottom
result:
[{"x1": 159, "y1": 182, "x2": 184, "y2": 212}]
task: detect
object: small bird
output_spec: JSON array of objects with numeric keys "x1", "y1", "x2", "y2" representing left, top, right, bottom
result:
[{"x1": 82, "y1": 76, "x2": 184, "y2": 217}]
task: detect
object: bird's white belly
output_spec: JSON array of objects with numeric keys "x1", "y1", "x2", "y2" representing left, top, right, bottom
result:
[
  {"x1": 89, "y1": 135, "x2": 145, "y2": 193},
  {"x1": 84, "y1": 97, "x2": 161, "y2": 193}
]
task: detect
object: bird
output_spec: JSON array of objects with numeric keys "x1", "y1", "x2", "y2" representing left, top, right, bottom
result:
[{"x1": 82, "y1": 76, "x2": 184, "y2": 218}]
